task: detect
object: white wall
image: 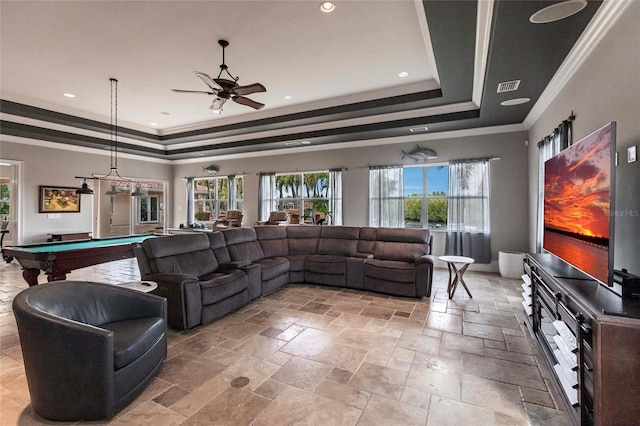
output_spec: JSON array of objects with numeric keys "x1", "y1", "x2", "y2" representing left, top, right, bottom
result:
[
  {"x1": 173, "y1": 130, "x2": 531, "y2": 263},
  {"x1": 528, "y1": 2, "x2": 640, "y2": 275},
  {"x1": 0, "y1": 141, "x2": 173, "y2": 244}
]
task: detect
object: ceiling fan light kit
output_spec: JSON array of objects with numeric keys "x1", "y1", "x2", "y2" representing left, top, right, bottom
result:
[{"x1": 173, "y1": 39, "x2": 266, "y2": 114}]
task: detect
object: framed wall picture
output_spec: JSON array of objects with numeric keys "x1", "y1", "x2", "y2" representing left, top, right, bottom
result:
[{"x1": 39, "y1": 186, "x2": 81, "y2": 213}]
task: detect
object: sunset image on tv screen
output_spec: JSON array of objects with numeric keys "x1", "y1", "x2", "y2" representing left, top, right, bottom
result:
[{"x1": 544, "y1": 123, "x2": 613, "y2": 284}]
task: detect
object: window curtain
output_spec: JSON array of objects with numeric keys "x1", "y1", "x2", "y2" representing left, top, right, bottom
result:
[
  {"x1": 536, "y1": 120, "x2": 572, "y2": 252},
  {"x1": 368, "y1": 166, "x2": 404, "y2": 227},
  {"x1": 258, "y1": 172, "x2": 277, "y2": 221},
  {"x1": 227, "y1": 175, "x2": 236, "y2": 210},
  {"x1": 445, "y1": 159, "x2": 491, "y2": 263},
  {"x1": 186, "y1": 177, "x2": 194, "y2": 225},
  {"x1": 328, "y1": 169, "x2": 343, "y2": 225}
]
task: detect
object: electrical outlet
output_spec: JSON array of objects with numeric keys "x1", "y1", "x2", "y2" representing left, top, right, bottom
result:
[
  {"x1": 628, "y1": 146, "x2": 637, "y2": 163},
  {"x1": 47, "y1": 214, "x2": 61, "y2": 219}
]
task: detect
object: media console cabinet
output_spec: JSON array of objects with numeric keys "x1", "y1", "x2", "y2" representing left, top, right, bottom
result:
[{"x1": 523, "y1": 253, "x2": 640, "y2": 426}]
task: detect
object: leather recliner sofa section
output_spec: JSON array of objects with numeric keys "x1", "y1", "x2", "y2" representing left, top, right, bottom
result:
[{"x1": 136, "y1": 226, "x2": 434, "y2": 330}]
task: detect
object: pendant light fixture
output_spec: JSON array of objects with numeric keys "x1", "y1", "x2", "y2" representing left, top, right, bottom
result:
[{"x1": 75, "y1": 78, "x2": 125, "y2": 196}]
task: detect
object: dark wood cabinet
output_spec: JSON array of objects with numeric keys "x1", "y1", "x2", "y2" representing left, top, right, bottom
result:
[
  {"x1": 48, "y1": 232, "x2": 91, "y2": 242},
  {"x1": 524, "y1": 253, "x2": 640, "y2": 426}
]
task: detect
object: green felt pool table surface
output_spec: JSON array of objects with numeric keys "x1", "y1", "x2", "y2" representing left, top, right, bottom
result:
[{"x1": 3, "y1": 235, "x2": 161, "y2": 286}]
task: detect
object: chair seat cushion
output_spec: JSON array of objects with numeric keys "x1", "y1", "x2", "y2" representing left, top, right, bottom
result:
[
  {"x1": 305, "y1": 255, "x2": 345, "y2": 275},
  {"x1": 286, "y1": 255, "x2": 307, "y2": 272},
  {"x1": 199, "y1": 270, "x2": 248, "y2": 305},
  {"x1": 255, "y1": 257, "x2": 290, "y2": 281},
  {"x1": 101, "y1": 317, "x2": 166, "y2": 370},
  {"x1": 365, "y1": 259, "x2": 416, "y2": 283}
]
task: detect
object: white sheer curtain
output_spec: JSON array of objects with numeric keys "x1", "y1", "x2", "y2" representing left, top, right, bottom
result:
[
  {"x1": 445, "y1": 159, "x2": 491, "y2": 263},
  {"x1": 368, "y1": 166, "x2": 404, "y2": 227},
  {"x1": 536, "y1": 120, "x2": 572, "y2": 252},
  {"x1": 258, "y1": 173, "x2": 277, "y2": 222},
  {"x1": 328, "y1": 169, "x2": 343, "y2": 225}
]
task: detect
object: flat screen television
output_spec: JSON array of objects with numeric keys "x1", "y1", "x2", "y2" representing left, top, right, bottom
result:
[{"x1": 543, "y1": 122, "x2": 616, "y2": 286}]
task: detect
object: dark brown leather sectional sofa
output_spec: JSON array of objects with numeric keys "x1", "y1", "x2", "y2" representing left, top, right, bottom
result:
[{"x1": 135, "y1": 226, "x2": 434, "y2": 330}]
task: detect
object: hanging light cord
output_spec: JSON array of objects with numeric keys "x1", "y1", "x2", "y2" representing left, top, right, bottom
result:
[{"x1": 105, "y1": 77, "x2": 123, "y2": 179}]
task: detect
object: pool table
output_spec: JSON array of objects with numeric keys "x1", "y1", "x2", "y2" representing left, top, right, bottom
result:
[{"x1": 4, "y1": 235, "x2": 159, "y2": 286}]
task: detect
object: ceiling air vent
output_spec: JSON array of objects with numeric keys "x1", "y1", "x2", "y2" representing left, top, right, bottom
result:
[{"x1": 497, "y1": 80, "x2": 521, "y2": 93}]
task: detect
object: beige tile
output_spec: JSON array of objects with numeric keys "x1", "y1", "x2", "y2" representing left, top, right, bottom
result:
[
  {"x1": 357, "y1": 394, "x2": 427, "y2": 426},
  {"x1": 400, "y1": 385, "x2": 432, "y2": 410},
  {"x1": 272, "y1": 356, "x2": 331, "y2": 391},
  {"x1": 275, "y1": 324, "x2": 306, "y2": 341},
  {"x1": 334, "y1": 329, "x2": 398, "y2": 352},
  {"x1": 461, "y1": 373, "x2": 526, "y2": 419},
  {"x1": 254, "y1": 378, "x2": 288, "y2": 400},
  {"x1": 314, "y1": 379, "x2": 371, "y2": 409},
  {"x1": 258, "y1": 386, "x2": 362, "y2": 426},
  {"x1": 462, "y1": 352, "x2": 546, "y2": 390},
  {"x1": 360, "y1": 305, "x2": 395, "y2": 320},
  {"x1": 316, "y1": 344, "x2": 368, "y2": 372},
  {"x1": 185, "y1": 386, "x2": 271, "y2": 425},
  {"x1": 110, "y1": 400, "x2": 186, "y2": 426},
  {"x1": 463, "y1": 311, "x2": 520, "y2": 330},
  {"x1": 524, "y1": 402, "x2": 571, "y2": 426},
  {"x1": 463, "y1": 321, "x2": 504, "y2": 341},
  {"x1": 169, "y1": 376, "x2": 229, "y2": 417},
  {"x1": 220, "y1": 355, "x2": 280, "y2": 391},
  {"x1": 405, "y1": 366, "x2": 461, "y2": 401},
  {"x1": 426, "y1": 395, "x2": 495, "y2": 426},
  {"x1": 397, "y1": 332, "x2": 441, "y2": 355},
  {"x1": 386, "y1": 347, "x2": 416, "y2": 372},
  {"x1": 426, "y1": 311, "x2": 462, "y2": 334},
  {"x1": 234, "y1": 334, "x2": 287, "y2": 360},
  {"x1": 280, "y1": 328, "x2": 335, "y2": 358},
  {"x1": 157, "y1": 352, "x2": 227, "y2": 391},
  {"x1": 348, "y1": 362, "x2": 407, "y2": 400},
  {"x1": 441, "y1": 332, "x2": 485, "y2": 356}
]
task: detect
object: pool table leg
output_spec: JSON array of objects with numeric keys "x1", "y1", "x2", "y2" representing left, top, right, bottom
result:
[{"x1": 22, "y1": 268, "x2": 41, "y2": 287}]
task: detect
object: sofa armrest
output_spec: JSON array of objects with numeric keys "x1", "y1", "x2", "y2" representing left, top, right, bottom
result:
[
  {"x1": 142, "y1": 273, "x2": 202, "y2": 330},
  {"x1": 219, "y1": 260, "x2": 252, "y2": 272},
  {"x1": 415, "y1": 255, "x2": 435, "y2": 298},
  {"x1": 352, "y1": 252, "x2": 374, "y2": 259}
]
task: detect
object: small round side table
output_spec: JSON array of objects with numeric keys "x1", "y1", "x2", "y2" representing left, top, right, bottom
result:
[
  {"x1": 439, "y1": 255, "x2": 475, "y2": 299},
  {"x1": 116, "y1": 281, "x2": 157, "y2": 293}
]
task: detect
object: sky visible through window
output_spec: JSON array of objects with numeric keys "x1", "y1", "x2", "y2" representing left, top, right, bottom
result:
[{"x1": 404, "y1": 166, "x2": 448, "y2": 196}]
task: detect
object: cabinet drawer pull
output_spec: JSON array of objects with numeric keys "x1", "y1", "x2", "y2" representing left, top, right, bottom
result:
[{"x1": 583, "y1": 362, "x2": 593, "y2": 373}]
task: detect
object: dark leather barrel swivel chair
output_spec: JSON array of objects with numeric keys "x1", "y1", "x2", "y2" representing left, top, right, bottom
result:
[{"x1": 12, "y1": 281, "x2": 167, "y2": 421}]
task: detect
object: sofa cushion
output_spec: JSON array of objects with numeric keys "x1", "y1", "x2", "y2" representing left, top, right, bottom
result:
[
  {"x1": 364, "y1": 259, "x2": 416, "y2": 283},
  {"x1": 152, "y1": 249, "x2": 219, "y2": 277},
  {"x1": 199, "y1": 270, "x2": 248, "y2": 305},
  {"x1": 287, "y1": 254, "x2": 307, "y2": 272},
  {"x1": 208, "y1": 232, "x2": 232, "y2": 264},
  {"x1": 357, "y1": 227, "x2": 377, "y2": 256},
  {"x1": 143, "y1": 234, "x2": 209, "y2": 258},
  {"x1": 305, "y1": 255, "x2": 345, "y2": 275},
  {"x1": 223, "y1": 228, "x2": 265, "y2": 262},
  {"x1": 287, "y1": 226, "x2": 321, "y2": 255},
  {"x1": 373, "y1": 228, "x2": 430, "y2": 262},
  {"x1": 317, "y1": 226, "x2": 359, "y2": 256},
  {"x1": 101, "y1": 316, "x2": 165, "y2": 370},
  {"x1": 254, "y1": 257, "x2": 290, "y2": 281},
  {"x1": 255, "y1": 226, "x2": 289, "y2": 257}
]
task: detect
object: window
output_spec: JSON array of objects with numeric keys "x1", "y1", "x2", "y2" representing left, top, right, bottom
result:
[
  {"x1": 275, "y1": 171, "x2": 330, "y2": 224},
  {"x1": 369, "y1": 165, "x2": 448, "y2": 229},
  {"x1": 137, "y1": 196, "x2": 159, "y2": 223},
  {"x1": 192, "y1": 176, "x2": 244, "y2": 222},
  {"x1": 259, "y1": 170, "x2": 341, "y2": 225},
  {"x1": 0, "y1": 181, "x2": 10, "y2": 222},
  {"x1": 403, "y1": 165, "x2": 449, "y2": 229}
]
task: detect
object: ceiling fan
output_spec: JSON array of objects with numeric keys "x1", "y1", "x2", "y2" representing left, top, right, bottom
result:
[{"x1": 172, "y1": 39, "x2": 266, "y2": 113}]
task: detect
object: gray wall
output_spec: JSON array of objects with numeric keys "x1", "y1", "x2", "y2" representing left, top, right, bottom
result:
[
  {"x1": 528, "y1": 2, "x2": 640, "y2": 276},
  {"x1": 0, "y1": 141, "x2": 173, "y2": 244},
  {"x1": 173, "y1": 130, "x2": 531, "y2": 264}
]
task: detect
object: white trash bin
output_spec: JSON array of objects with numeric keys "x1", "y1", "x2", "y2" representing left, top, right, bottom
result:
[{"x1": 498, "y1": 251, "x2": 525, "y2": 279}]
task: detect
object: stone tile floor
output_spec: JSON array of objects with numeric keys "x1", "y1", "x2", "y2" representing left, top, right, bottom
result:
[{"x1": 0, "y1": 258, "x2": 571, "y2": 425}]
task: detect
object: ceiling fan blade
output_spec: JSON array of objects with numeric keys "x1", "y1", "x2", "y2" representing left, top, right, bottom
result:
[
  {"x1": 233, "y1": 83, "x2": 267, "y2": 96},
  {"x1": 233, "y1": 96, "x2": 265, "y2": 110},
  {"x1": 172, "y1": 89, "x2": 215, "y2": 95},
  {"x1": 194, "y1": 71, "x2": 222, "y2": 91},
  {"x1": 214, "y1": 78, "x2": 237, "y2": 91}
]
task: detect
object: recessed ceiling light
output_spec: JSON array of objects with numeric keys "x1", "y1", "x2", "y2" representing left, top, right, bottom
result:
[
  {"x1": 284, "y1": 95, "x2": 293, "y2": 100},
  {"x1": 529, "y1": 0, "x2": 587, "y2": 24},
  {"x1": 398, "y1": 72, "x2": 409, "y2": 78},
  {"x1": 320, "y1": 1, "x2": 335, "y2": 13},
  {"x1": 285, "y1": 141, "x2": 301, "y2": 146},
  {"x1": 500, "y1": 98, "x2": 531, "y2": 106},
  {"x1": 301, "y1": 141, "x2": 312, "y2": 145},
  {"x1": 161, "y1": 112, "x2": 170, "y2": 115},
  {"x1": 409, "y1": 126, "x2": 429, "y2": 133},
  {"x1": 150, "y1": 122, "x2": 158, "y2": 126},
  {"x1": 212, "y1": 110, "x2": 222, "y2": 114},
  {"x1": 63, "y1": 93, "x2": 75, "y2": 98}
]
